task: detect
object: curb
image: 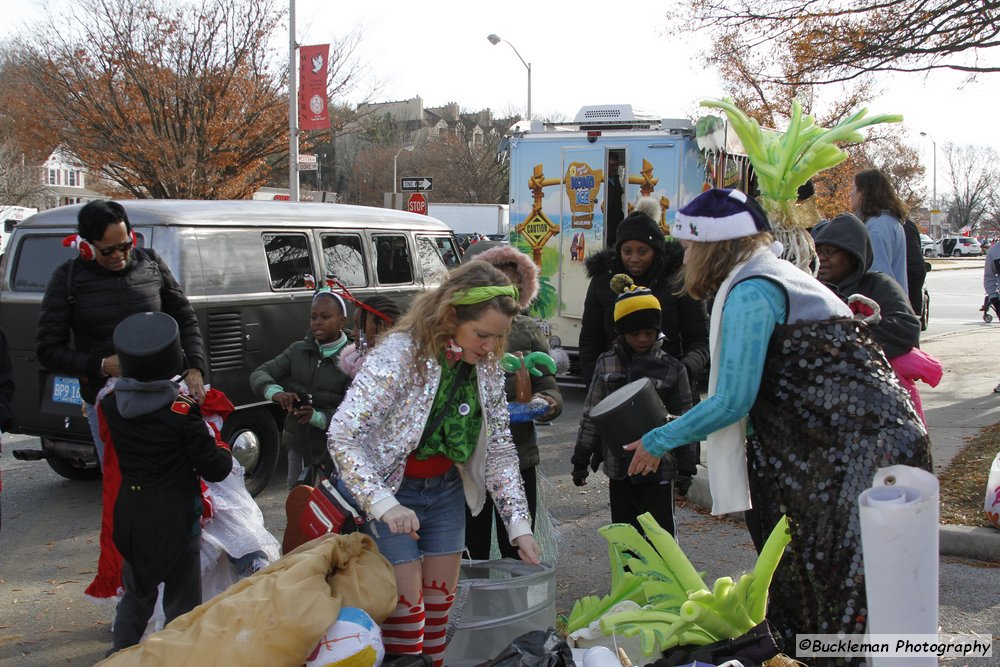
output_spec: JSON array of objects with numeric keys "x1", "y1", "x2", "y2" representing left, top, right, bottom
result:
[
  {"x1": 927, "y1": 259, "x2": 984, "y2": 271},
  {"x1": 686, "y1": 466, "x2": 1000, "y2": 563}
]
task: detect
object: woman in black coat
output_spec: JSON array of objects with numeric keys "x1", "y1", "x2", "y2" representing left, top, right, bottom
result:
[{"x1": 579, "y1": 198, "x2": 710, "y2": 388}]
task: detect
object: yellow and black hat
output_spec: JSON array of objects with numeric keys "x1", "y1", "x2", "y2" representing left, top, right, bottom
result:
[{"x1": 611, "y1": 274, "x2": 661, "y2": 333}]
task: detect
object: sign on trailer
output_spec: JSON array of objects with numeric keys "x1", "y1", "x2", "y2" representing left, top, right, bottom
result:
[{"x1": 400, "y1": 177, "x2": 433, "y2": 192}]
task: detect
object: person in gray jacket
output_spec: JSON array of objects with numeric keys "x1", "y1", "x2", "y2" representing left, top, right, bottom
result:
[
  {"x1": 814, "y1": 212, "x2": 921, "y2": 359},
  {"x1": 983, "y1": 240, "x2": 1000, "y2": 392}
]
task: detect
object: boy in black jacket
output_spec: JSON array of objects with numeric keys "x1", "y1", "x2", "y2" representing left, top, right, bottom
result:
[
  {"x1": 100, "y1": 312, "x2": 232, "y2": 655},
  {"x1": 571, "y1": 276, "x2": 696, "y2": 535}
]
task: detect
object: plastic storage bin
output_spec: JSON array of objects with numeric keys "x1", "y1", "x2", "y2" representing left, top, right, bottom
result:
[{"x1": 441, "y1": 559, "x2": 556, "y2": 667}]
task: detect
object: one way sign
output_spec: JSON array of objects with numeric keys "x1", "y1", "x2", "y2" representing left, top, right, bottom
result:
[{"x1": 400, "y1": 176, "x2": 433, "y2": 192}]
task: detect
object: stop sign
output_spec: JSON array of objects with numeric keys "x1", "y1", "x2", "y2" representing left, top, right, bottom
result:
[{"x1": 407, "y1": 192, "x2": 428, "y2": 215}]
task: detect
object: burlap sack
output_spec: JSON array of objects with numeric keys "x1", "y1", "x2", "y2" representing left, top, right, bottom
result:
[{"x1": 98, "y1": 532, "x2": 397, "y2": 666}]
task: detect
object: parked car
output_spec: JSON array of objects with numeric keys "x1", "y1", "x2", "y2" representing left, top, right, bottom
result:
[
  {"x1": 919, "y1": 233, "x2": 937, "y2": 257},
  {"x1": 936, "y1": 236, "x2": 981, "y2": 257}
]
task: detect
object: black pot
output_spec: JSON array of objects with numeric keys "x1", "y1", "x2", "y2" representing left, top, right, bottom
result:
[{"x1": 589, "y1": 377, "x2": 668, "y2": 449}]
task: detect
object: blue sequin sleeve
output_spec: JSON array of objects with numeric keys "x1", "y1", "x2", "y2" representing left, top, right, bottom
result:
[{"x1": 641, "y1": 279, "x2": 787, "y2": 456}]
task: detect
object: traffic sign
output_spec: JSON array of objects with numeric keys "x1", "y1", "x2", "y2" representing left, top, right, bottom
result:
[
  {"x1": 298, "y1": 154, "x2": 318, "y2": 171},
  {"x1": 407, "y1": 192, "x2": 428, "y2": 215},
  {"x1": 400, "y1": 176, "x2": 433, "y2": 192}
]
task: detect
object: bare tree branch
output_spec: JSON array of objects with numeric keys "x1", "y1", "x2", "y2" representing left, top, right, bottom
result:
[{"x1": 678, "y1": 0, "x2": 1000, "y2": 84}]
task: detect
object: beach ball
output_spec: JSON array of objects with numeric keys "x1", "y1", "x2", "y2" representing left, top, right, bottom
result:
[{"x1": 303, "y1": 606, "x2": 384, "y2": 667}]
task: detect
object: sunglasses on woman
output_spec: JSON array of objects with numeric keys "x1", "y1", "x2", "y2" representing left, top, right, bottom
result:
[{"x1": 96, "y1": 240, "x2": 134, "y2": 256}]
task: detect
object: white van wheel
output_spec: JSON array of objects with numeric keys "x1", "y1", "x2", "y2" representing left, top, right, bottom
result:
[{"x1": 222, "y1": 408, "x2": 280, "y2": 497}]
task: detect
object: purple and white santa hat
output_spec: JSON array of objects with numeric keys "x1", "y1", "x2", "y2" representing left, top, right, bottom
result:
[{"x1": 672, "y1": 188, "x2": 771, "y2": 242}]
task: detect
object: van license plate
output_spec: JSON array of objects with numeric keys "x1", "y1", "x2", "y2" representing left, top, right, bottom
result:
[{"x1": 52, "y1": 376, "x2": 83, "y2": 405}]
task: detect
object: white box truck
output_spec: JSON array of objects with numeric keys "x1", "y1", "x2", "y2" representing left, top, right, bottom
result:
[
  {"x1": 0, "y1": 205, "x2": 38, "y2": 255},
  {"x1": 505, "y1": 104, "x2": 747, "y2": 376},
  {"x1": 426, "y1": 203, "x2": 509, "y2": 236}
]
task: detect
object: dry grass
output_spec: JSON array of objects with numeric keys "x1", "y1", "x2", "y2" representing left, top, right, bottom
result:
[{"x1": 938, "y1": 422, "x2": 1000, "y2": 529}]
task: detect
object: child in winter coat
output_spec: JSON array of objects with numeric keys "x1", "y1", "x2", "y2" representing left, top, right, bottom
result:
[
  {"x1": 572, "y1": 275, "x2": 694, "y2": 535},
  {"x1": 100, "y1": 312, "x2": 233, "y2": 655},
  {"x1": 250, "y1": 290, "x2": 352, "y2": 489}
]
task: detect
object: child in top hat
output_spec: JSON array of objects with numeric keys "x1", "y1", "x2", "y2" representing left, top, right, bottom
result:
[
  {"x1": 571, "y1": 275, "x2": 694, "y2": 535},
  {"x1": 99, "y1": 311, "x2": 233, "y2": 655}
]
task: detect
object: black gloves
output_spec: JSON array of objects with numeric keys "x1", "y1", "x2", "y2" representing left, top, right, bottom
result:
[
  {"x1": 674, "y1": 473, "x2": 693, "y2": 497},
  {"x1": 572, "y1": 468, "x2": 589, "y2": 487}
]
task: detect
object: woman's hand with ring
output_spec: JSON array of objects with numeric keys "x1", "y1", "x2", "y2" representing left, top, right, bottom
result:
[
  {"x1": 381, "y1": 505, "x2": 420, "y2": 540},
  {"x1": 624, "y1": 439, "x2": 659, "y2": 476}
]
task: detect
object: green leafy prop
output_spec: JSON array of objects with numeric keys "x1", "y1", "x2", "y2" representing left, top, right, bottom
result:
[
  {"x1": 701, "y1": 98, "x2": 902, "y2": 206},
  {"x1": 565, "y1": 513, "x2": 791, "y2": 656}
]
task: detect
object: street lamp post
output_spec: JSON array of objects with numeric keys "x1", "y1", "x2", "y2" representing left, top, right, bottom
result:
[
  {"x1": 920, "y1": 131, "x2": 937, "y2": 235},
  {"x1": 392, "y1": 145, "x2": 414, "y2": 207},
  {"x1": 487, "y1": 33, "x2": 531, "y2": 121}
]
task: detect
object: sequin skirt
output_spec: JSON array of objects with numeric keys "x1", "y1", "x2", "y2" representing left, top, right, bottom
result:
[{"x1": 747, "y1": 318, "x2": 933, "y2": 666}]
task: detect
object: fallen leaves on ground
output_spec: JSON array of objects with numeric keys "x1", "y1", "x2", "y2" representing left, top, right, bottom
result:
[{"x1": 938, "y1": 422, "x2": 1000, "y2": 530}]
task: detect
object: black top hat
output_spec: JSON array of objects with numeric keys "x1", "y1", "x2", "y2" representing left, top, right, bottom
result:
[{"x1": 113, "y1": 312, "x2": 184, "y2": 381}]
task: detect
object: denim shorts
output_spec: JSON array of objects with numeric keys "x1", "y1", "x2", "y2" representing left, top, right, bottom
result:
[{"x1": 338, "y1": 467, "x2": 466, "y2": 565}]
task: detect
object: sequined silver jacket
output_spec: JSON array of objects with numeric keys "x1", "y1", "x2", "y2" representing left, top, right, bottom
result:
[{"x1": 326, "y1": 332, "x2": 532, "y2": 543}]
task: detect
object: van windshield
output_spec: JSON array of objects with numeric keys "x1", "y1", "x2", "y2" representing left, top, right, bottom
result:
[{"x1": 11, "y1": 235, "x2": 77, "y2": 291}]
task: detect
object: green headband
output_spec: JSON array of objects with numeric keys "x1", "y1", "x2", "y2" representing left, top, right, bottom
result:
[{"x1": 452, "y1": 284, "x2": 520, "y2": 306}]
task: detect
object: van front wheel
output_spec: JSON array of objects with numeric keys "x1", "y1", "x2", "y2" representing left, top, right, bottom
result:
[{"x1": 222, "y1": 409, "x2": 280, "y2": 497}]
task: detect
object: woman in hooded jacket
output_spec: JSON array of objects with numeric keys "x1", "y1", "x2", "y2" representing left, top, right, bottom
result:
[{"x1": 814, "y1": 213, "x2": 941, "y2": 424}]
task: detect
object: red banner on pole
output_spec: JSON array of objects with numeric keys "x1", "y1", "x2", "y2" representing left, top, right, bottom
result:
[{"x1": 298, "y1": 44, "x2": 330, "y2": 130}]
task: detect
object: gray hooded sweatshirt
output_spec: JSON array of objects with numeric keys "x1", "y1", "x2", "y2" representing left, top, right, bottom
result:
[
  {"x1": 114, "y1": 378, "x2": 180, "y2": 418},
  {"x1": 814, "y1": 213, "x2": 920, "y2": 358}
]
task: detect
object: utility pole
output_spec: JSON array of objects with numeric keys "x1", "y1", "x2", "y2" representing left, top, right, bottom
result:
[{"x1": 287, "y1": 0, "x2": 299, "y2": 201}]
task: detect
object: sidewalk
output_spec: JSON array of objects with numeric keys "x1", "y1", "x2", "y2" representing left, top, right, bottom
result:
[{"x1": 686, "y1": 318, "x2": 1000, "y2": 562}]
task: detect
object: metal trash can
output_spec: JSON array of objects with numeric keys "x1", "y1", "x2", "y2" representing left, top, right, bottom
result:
[{"x1": 442, "y1": 559, "x2": 556, "y2": 667}]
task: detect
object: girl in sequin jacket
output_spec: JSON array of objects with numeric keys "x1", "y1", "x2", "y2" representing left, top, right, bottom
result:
[{"x1": 326, "y1": 261, "x2": 541, "y2": 666}]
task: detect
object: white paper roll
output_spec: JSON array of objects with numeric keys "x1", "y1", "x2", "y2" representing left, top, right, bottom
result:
[
  {"x1": 858, "y1": 465, "x2": 939, "y2": 667},
  {"x1": 583, "y1": 646, "x2": 622, "y2": 667},
  {"x1": 864, "y1": 486, "x2": 909, "y2": 506}
]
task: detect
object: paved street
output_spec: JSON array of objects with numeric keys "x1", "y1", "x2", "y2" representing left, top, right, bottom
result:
[{"x1": 0, "y1": 261, "x2": 997, "y2": 664}]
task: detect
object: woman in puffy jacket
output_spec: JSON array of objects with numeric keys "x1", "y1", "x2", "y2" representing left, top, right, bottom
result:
[{"x1": 36, "y1": 200, "x2": 205, "y2": 467}]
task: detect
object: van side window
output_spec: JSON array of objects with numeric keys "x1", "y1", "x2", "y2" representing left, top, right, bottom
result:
[
  {"x1": 263, "y1": 233, "x2": 314, "y2": 290},
  {"x1": 11, "y1": 235, "x2": 77, "y2": 292},
  {"x1": 415, "y1": 235, "x2": 459, "y2": 284},
  {"x1": 322, "y1": 234, "x2": 367, "y2": 287},
  {"x1": 10, "y1": 233, "x2": 145, "y2": 292},
  {"x1": 373, "y1": 234, "x2": 413, "y2": 285}
]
